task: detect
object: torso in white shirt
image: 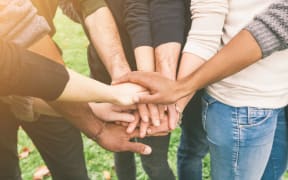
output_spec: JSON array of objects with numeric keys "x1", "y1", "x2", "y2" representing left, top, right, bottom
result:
[{"x1": 207, "y1": 0, "x2": 288, "y2": 108}]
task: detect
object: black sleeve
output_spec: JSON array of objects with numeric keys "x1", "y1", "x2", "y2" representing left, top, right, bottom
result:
[
  {"x1": 124, "y1": 0, "x2": 153, "y2": 49},
  {"x1": 150, "y1": 0, "x2": 186, "y2": 47},
  {"x1": 0, "y1": 39, "x2": 69, "y2": 101}
]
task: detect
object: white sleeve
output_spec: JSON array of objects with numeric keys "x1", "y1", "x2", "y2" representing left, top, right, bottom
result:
[{"x1": 183, "y1": 0, "x2": 228, "y2": 60}]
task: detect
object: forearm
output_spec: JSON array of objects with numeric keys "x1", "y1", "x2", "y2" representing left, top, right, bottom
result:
[
  {"x1": 48, "y1": 101, "x2": 104, "y2": 138},
  {"x1": 85, "y1": 7, "x2": 130, "y2": 80},
  {"x1": 134, "y1": 46, "x2": 155, "y2": 72},
  {"x1": 155, "y1": 42, "x2": 181, "y2": 79},
  {"x1": 178, "y1": 30, "x2": 262, "y2": 95},
  {"x1": 174, "y1": 0, "x2": 228, "y2": 99},
  {"x1": 57, "y1": 69, "x2": 115, "y2": 103},
  {"x1": 176, "y1": 53, "x2": 205, "y2": 111}
]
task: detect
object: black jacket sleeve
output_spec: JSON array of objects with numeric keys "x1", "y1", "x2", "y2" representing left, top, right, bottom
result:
[
  {"x1": 124, "y1": 0, "x2": 153, "y2": 48},
  {"x1": 0, "y1": 39, "x2": 69, "y2": 101},
  {"x1": 150, "y1": 0, "x2": 185, "y2": 47},
  {"x1": 124, "y1": 0, "x2": 185, "y2": 49}
]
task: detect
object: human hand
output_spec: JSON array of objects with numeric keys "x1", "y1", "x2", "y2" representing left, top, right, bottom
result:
[
  {"x1": 110, "y1": 100, "x2": 160, "y2": 137},
  {"x1": 2, "y1": 96, "x2": 39, "y2": 122},
  {"x1": 146, "y1": 107, "x2": 182, "y2": 135},
  {"x1": 124, "y1": 104, "x2": 180, "y2": 137},
  {"x1": 93, "y1": 122, "x2": 152, "y2": 155},
  {"x1": 110, "y1": 82, "x2": 148, "y2": 106},
  {"x1": 89, "y1": 102, "x2": 137, "y2": 123},
  {"x1": 113, "y1": 72, "x2": 182, "y2": 104},
  {"x1": 111, "y1": 82, "x2": 161, "y2": 128}
]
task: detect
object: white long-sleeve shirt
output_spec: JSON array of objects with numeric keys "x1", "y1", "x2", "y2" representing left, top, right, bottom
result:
[
  {"x1": 207, "y1": 0, "x2": 288, "y2": 108},
  {"x1": 183, "y1": 0, "x2": 228, "y2": 60}
]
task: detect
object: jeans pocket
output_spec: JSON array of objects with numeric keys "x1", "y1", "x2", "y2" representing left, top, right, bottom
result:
[{"x1": 239, "y1": 107, "x2": 274, "y2": 128}]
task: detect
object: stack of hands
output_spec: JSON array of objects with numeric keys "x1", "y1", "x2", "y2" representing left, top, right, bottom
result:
[{"x1": 0, "y1": 73, "x2": 183, "y2": 156}]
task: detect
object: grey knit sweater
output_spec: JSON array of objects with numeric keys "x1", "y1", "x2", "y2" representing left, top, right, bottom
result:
[{"x1": 245, "y1": 0, "x2": 288, "y2": 58}]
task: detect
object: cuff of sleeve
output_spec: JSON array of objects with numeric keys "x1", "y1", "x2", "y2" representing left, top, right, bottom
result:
[
  {"x1": 183, "y1": 41, "x2": 217, "y2": 60},
  {"x1": 152, "y1": 21, "x2": 185, "y2": 47},
  {"x1": 245, "y1": 20, "x2": 281, "y2": 58},
  {"x1": 130, "y1": 28, "x2": 153, "y2": 49},
  {"x1": 81, "y1": 0, "x2": 107, "y2": 18}
]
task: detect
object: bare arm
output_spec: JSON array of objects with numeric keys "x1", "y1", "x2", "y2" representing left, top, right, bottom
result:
[
  {"x1": 85, "y1": 7, "x2": 130, "y2": 80},
  {"x1": 48, "y1": 101, "x2": 151, "y2": 155},
  {"x1": 178, "y1": 30, "x2": 262, "y2": 95}
]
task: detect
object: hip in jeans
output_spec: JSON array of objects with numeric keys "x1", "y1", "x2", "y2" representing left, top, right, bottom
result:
[{"x1": 202, "y1": 92, "x2": 284, "y2": 180}]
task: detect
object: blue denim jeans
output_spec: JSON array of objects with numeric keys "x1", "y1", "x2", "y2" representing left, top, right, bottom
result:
[
  {"x1": 262, "y1": 109, "x2": 288, "y2": 180},
  {"x1": 202, "y1": 93, "x2": 286, "y2": 180},
  {"x1": 177, "y1": 90, "x2": 209, "y2": 180}
]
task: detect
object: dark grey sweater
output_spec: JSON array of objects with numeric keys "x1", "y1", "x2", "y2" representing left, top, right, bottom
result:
[
  {"x1": 124, "y1": 0, "x2": 185, "y2": 48},
  {"x1": 245, "y1": 0, "x2": 288, "y2": 58}
]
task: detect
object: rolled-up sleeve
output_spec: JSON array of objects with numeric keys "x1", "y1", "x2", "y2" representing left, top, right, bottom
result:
[
  {"x1": 0, "y1": 40, "x2": 69, "y2": 101},
  {"x1": 245, "y1": 0, "x2": 288, "y2": 58},
  {"x1": 183, "y1": 0, "x2": 228, "y2": 60},
  {"x1": 150, "y1": 0, "x2": 186, "y2": 47},
  {"x1": 78, "y1": 0, "x2": 107, "y2": 18}
]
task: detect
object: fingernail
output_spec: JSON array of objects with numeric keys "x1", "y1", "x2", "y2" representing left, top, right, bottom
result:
[
  {"x1": 147, "y1": 128, "x2": 152, "y2": 134},
  {"x1": 142, "y1": 116, "x2": 149, "y2": 122},
  {"x1": 143, "y1": 146, "x2": 152, "y2": 155},
  {"x1": 154, "y1": 120, "x2": 160, "y2": 126}
]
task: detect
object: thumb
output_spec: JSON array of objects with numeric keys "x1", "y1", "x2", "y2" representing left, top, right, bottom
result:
[{"x1": 123, "y1": 142, "x2": 152, "y2": 155}]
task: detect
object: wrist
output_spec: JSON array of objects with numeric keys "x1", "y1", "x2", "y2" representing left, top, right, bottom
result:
[
  {"x1": 81, "y1": 118, "x2": 106, "y2": 141},
  {"x1": 156, "y1": 62, "x2": 177, "y2": 80},
  {"x1": 110, "y1": 65, "x2": 131, "y2": 81},
  {"x1": 175, "y1": 79, "x2": 192, "y2": 100},
  {"x1": 91, "y1": 121, "x2": 106, "y2": 140},
  {"x1": 106, "y1": 86, "x2": 118, "y2": 104}
]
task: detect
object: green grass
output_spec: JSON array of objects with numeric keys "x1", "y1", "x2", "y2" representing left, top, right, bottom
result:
[{"x1": 18, "y1": 9, "x2": 287, "y2": 180}]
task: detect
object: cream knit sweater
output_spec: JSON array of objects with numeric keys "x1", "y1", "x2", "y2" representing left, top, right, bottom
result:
[{"x1": 0, "y1": 0, "x2": 50, "y2": 47}]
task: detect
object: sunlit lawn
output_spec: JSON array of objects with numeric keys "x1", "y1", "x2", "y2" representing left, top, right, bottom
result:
[{"x1": 18, "y1": 9, "x2": 287, "y2": 180}]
